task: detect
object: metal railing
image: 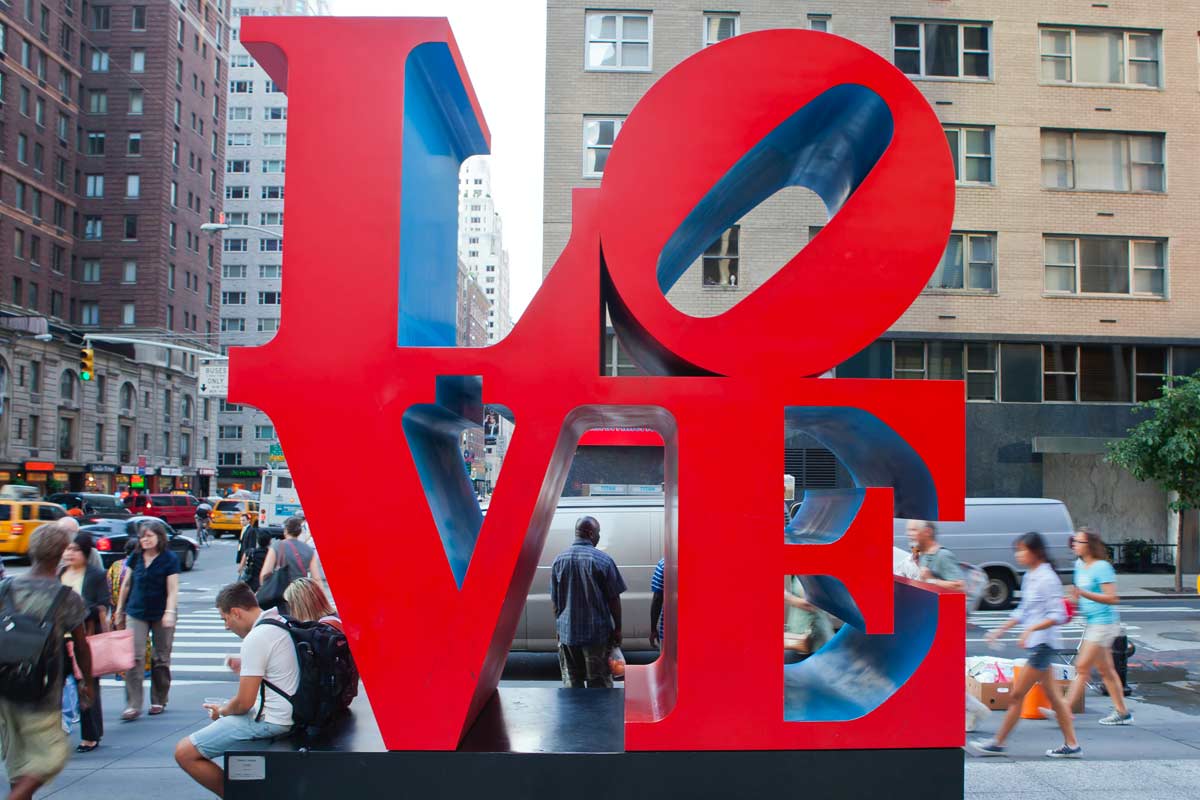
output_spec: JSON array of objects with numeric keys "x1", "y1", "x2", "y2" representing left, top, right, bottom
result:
[{"x1": 1105, "y1": 542, "x2": 1176, "y2": 572}]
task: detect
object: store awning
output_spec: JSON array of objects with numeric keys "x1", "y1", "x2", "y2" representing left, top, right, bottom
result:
[{"x1": 1031, "y1": 436, "x2": 1120, "y2": 455}]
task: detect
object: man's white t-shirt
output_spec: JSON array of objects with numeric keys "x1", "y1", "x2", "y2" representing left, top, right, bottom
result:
[{"x1": 240, "y1": 608, "x2": 300, "y2": 726}]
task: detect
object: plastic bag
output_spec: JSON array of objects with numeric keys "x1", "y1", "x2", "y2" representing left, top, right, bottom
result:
[
  {"x1": 61, "y1": 675, "x2": 81, "y2": 733},
  {"x1": 608, "y1": 646, "x2": 626, "y2": 680}
]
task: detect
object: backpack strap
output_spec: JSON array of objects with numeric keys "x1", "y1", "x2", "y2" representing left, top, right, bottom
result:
[
  {"x1": 284, "y1": 541, "x2": 306, "y2": 577},
  {"x1": 252, "y1": 616, "x2": 297, "y2": 722}
]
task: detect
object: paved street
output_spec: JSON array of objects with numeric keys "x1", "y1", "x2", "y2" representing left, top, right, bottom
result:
[{"x1": 4, "y1": 544, "x2": 1198, "y2": 797}]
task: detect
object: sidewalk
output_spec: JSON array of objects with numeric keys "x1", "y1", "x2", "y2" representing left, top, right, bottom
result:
[{"x1": 1116, "y1": 572, "x2": 1199, "y2": 598}]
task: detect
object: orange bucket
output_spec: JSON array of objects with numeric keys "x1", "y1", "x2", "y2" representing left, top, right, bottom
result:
[{"x1": 1015, "y1": 666, "x2": 1053, "y2": 720}]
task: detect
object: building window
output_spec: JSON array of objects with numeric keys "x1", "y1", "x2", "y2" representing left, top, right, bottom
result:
[
  {"x1": 701, "y1": 225, "x2": 739, "y2": 287},
  {"x1": 808, "y1": 15, "x2": 831, "y2": 33},
  {"x1": 226, "y1": 185, "x2": 250, "y2": 199},
  {"x1": 259, "y1": 265, "x2": 282, "y2": 279},
  {"x1": 86, "y1": 132, "x2": 105, "y2": 155},
  {"x1": 125, "y1": 174, "x2": 140, "y2": 197},
  {"x1": 257, "y1": 318, "x2": 280, "y2": 332},
  {"x1": 703, "y1": 13, "x2": 738, "y2": 47},
  {"x1": 943, "y1": 126, "x2": 993, "y2": 184},
  {"x1": 260, "y1": 212, "x2": 284, "y2": 226},
  {"x1": 1043, "y1": 344, "x2": 1139, "y2": 403},
  {"x1": 227, "y1": 132, "x2": 252, "y2": 147},
  {"x1": 123, "y1": 261, "x2": 137, "y2": 283},
  {"x1": 121, "y1": 303, "x2": 135, "y2": 325},
  {"x1": 259, "y1": 239, "x2": 282, "y2": 253},
  {"x1": 132, "y1": 5, "x2": 146, "y2": 30},
  {"x1": 263, "y1": 132, "x2": 286, "y2": 147},
  {"x1": 127, "y1": 132, "x2": 141, "y2": 155},
  {"x1": 893, "y1": 20, "x2": 991, "y2": 80},
  {"x1": 131, "y1": 48, "x2": 145, "y2": 72},
  {"x1": 230, "y1": 79, "x2": 253, "y2": 93},
  {"x1": 221, "y1": 318, "x2": 245, "y2": 332},
  {"x1": 88, "y1": 90, "x2": 107, "y2": 113},
  {"x1": 123, "y1": 215, "x2": 137, "y2": 240},
  {"x1": 582, "y1": 116, "x2": 624, "y2": 178},
  {"x1": 85, "y1": 174, "x2": 104, "y2": 198},
  {"x1": 81, "y1": 302, "x2": 99, "y2": 325},
  {"x1": 82, "y1": 260, "x2": 101, "y2": 282},
  {"x1": 228, "y1": 106, "x2": 252, "y2": 121},
  {"x1": 264, "y1": 106, "x2": 287, "y2": 120},
  {"x1": 222, "y1": 291, "x2": 247, "y2": 305},
  {"x1": 1040, "y1": 130, "x2": 1164, "y2": 193},
  {"x1": 1040, "y1": 28, "x2": 1160, "y2": 88},
  {"x1": 255, "y1": 425, "x2": 275, "y2": 440},
  {"x1": 1044, "y1": 236, "x2": 1165, "y2": 296},
  {"x1": 84, "y1": 216, "x2": 103, "y2": 240},
  {"x1": 90, "y1": 6, "x2": 111, "y2": 31},
  {"x1": 1135, "y1": 347, "x2": 1168, "y2": 401},
  {"x1": 262, "y1": 186, "x2": 284, "y2": 200},
  {"x1": 261, "y1": 159, "x2": 285, "y2": 173},
  {"x1": 893, "y1": 341, "x2": 925, "y2": 379},
  {"x1": 258, "y1": 291, "x2": 281, "y2": 305},
  {"x1": 584, "y1": 11, "x2": 651, "y2": 71},
  {"x1": 223, "y1": 264, "x2": 247, "y2": 279},
  {"x1": 223, "y1": 238, "x2": 248, "y2": 253},
  {"x1": 929, "y1": 232, "x2": 995, "y2": 291},
  {"x1": 219, "y1": 425, "x2": 243, "y2": 440},
  {"x1": 226, "y1": 159, "x2": 250, "y2": 173}
]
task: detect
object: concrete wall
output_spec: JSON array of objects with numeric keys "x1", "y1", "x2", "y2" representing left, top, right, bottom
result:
[{"x1": 1043, "y1": 453, "x2": 1167, "y2": 543}]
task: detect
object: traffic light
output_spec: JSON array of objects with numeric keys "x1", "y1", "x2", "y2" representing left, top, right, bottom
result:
[{"x1": 79, "y1": 347, "x2": 94, "y2": 381}]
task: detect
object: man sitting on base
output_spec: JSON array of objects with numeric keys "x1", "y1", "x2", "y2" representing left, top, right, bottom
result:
[{"x1": 175, "y1": 582, "x2": 298, "y2": 798}]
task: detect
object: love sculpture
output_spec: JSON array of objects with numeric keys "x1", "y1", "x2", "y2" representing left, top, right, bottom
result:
[{"x1": 227, "y1": 15, "x2": 965, "y2": 798}]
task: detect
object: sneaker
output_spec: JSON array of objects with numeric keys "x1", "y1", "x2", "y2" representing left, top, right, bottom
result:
[
  {"x1": 969, "y1": 740, "x2": 1007, "y2": 757},
  {"x1": 1046, "y1": 744, "x2": 1082, "y2": 758},
  {"x1": 1099, "y1": 711, "x2": 1133, "y2": 726}
]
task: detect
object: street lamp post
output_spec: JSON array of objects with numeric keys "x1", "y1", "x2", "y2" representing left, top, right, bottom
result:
[{"x1": 200, "y1": 222, "x2": 283, "y2": 239}]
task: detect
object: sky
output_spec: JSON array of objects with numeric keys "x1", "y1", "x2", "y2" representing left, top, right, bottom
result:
[{"x1": 333, "y1": 0, "x2": 548, "y2": 321}]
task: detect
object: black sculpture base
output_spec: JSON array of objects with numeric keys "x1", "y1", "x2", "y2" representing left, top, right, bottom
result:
[{"x1": 223, "y1": 688, "x2": 963, "y2": 800}]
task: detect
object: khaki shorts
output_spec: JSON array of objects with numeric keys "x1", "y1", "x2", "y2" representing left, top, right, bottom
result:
[
  {"x1": 1083, "y1": 622, "x2": 1122, "y2": 648},
  {"x1": 0, "y1": 700, "x2": 71, "y2": 782}
]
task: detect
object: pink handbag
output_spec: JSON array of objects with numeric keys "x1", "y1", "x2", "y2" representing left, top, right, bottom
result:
[{"x1": 86, "y1": 628, "x2": 136, "y2": 677}]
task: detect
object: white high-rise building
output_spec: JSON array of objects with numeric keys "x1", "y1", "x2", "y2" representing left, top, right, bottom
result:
[
  {"x1": 216, "y1": 1, "x2": 329, "y2": 491},
  {"x1": 458, "y1": 158, "x2": 514, "y2": 345}
]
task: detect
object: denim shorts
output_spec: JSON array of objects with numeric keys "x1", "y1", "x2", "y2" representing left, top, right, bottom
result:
[
  {"x1": 189, "y1": 713, "x2": 292, "y2": 760},
  {"x1": 1026, "y1": 643, "x2": 1055, "y2": 671}
]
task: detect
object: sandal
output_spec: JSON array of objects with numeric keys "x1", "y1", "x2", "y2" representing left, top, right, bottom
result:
[
  {"x1": 121, "y1": 708, "x2": 140, "y2": 721},
  {"x1": 76, "y1": 742, "x2": 100, "y2": 753},
  {"x1": 148, "y1": 704, "x2": 166, "y2": 716}
]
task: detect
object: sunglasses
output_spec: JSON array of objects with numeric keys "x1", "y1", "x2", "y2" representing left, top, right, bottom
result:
[{"x1": 1071, "y1": 538, "x2": 1088, "y2": 544}]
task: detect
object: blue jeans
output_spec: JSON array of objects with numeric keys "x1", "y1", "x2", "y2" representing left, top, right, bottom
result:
[{"x1": 189, "y1": 713, "x2": 291, "y2": 760}]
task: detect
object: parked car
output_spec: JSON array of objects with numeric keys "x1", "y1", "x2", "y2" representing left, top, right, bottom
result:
[
  {"x1": 47, "y1": 492, "x2": 132, "y2": 524},
  {"x1": 0, "y1": 500, "x2": 68, "y2": 558},
  {"x1": 123, "y1": 493, "x2": 201, "y2": 528},
  {"x1": 80, "y1": 516, "x2": 200, "y2": 571},
  {"x1": 210, "y1": 499, "x2": 260, "y2": 538},
  {"x1": 893, "y1": 497, "x2": 1075, "y2": 611}
]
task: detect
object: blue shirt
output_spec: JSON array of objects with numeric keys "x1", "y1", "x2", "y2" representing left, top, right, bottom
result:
[
  {"x1": 550, "y1": 538, "x2": 627, "y2": 646},
  {"x1": 650, "y1": 558, "x2": 665, "y2": 642},
  {"x1": 1074, "y1": 558, "x2": 1119, "y2": 625},
  {"x1": 125, "y1": 549, "x2": 181, "y2": 622}
]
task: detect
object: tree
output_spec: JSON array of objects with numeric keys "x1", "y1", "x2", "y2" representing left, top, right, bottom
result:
[{"x1": 1107, "y1": 373, "x2": 1200, "y2": 592}]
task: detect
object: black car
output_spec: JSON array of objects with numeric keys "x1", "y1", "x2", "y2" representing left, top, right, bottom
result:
[
  {"x1": 80, "y1": 516, "x2": 200, "y2": 571},
  {"x1": 47, "y1": 492, "x2": 133, "y2": 525}
]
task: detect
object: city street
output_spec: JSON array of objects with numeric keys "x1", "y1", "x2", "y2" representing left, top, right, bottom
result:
[{"x1": 4, "y1": 542, "x2": 1199, "y2": 797}]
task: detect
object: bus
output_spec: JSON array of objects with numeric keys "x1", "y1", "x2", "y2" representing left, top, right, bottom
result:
[{"x1": 260, "y1": 467, "x2": 303, "y2": 526}]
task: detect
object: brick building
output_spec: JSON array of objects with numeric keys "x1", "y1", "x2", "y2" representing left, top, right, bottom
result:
[
  {"x1": 0, "y1": 1, "x2": 226, "y2": 495},
  {"x1": 543, "y1": 1, "x2": 1200, "y2": 565}
]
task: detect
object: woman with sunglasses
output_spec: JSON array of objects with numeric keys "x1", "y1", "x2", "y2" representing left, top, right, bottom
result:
[{"x1": 1062, "y1": 527, "x2": 1132, "y2": 725}]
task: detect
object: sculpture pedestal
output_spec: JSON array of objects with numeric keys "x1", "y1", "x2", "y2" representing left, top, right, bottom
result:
[{"x1": 223, "y1": 688, "x2": 963, "y2": 799}]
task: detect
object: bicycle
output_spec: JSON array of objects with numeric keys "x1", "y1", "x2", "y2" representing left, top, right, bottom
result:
[{"x1": 194, "y1": 516, "x2": 211, "y2": 547}]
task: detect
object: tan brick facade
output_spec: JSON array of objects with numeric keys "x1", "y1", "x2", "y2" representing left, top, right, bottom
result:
[{"x1": 544, "y1": 0, "x2": 1200, "y2": 341}]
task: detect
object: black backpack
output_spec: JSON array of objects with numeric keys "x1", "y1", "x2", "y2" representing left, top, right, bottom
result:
[
  {"x1": 0, "y1": 579, "x2": 71, "y2": 703},
  {"x1": 255, "y1": 616, "x2": 358, "y2": 743}
]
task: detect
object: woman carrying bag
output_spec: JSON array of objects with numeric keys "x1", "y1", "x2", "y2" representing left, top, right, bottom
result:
[
  {"x1": 257, "y1": 516, "x2": 321, "y2": 610},
  {"x1": 59, "y1": 533, "x2": 111, "y2": 752}
]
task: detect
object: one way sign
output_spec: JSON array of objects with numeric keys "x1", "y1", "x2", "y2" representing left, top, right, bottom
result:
[{"x1": 198, "y1": 362, "x2": 229, "y2": 398}]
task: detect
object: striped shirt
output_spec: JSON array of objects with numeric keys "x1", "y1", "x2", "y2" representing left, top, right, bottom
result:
[
  {"x1": 550, "y1": 538, "x2": 627, "y2": 646},
  {"x1": 650, "y1": 558, "x2": 665, "y2": 642}
]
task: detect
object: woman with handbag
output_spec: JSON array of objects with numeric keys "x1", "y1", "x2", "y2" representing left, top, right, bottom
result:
[
  {"x1": 59, "y1": 533, "x2": 111, "y2": 752},
  {"x1": 257, "y1": 516, "x2": 320, "y2": 611}
]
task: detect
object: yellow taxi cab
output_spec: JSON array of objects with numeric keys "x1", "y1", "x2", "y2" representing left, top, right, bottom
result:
[
  {"x1": 0, "y1": 500, "x2": 68, "y2": 556},
  {"x1": 210, "y1": 499, "x2": 259, "y2": 538}
]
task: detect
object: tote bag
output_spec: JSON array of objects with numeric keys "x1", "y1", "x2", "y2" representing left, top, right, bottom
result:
[{"x1": 86, "y1": 628, "x2": 136, "y2": 677}]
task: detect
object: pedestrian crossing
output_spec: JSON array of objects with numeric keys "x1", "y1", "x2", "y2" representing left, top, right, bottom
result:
[
  {"x1": 968, "y1": 610, "x2": 1142, "y2": 645},
  {"x1": 167, "y1": 609, "x2": 242, "y2": 680}
]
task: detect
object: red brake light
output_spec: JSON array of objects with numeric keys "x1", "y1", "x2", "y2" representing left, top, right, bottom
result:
[
  {"x1": 96, "y1": 538, "x2": 112, "y2": 552},
  {"x1": 12, "y1": 524, "x2": 23, "y2": 535}
]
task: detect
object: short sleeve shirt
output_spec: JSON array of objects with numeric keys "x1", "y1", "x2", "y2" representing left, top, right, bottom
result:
[
  {"x1": 550, "y1": 539, "x2": 627, "y2": 646},
  {"x1": 2, "y1": 576, "x2": 87, "y2": 711},
  {"x1": 242, "y1": 609, "x2": 300, "y2": 726},
  {"x1": 125, "y1": 549, "x2": 181, "y2": 622},
  {"x1": 270, "y1": 539, "x2": 314, "y2": 581},
  {"x1": 919, "y1": 547, "x2": 963, "y2": 583},
  {"x1": 1074, "y1": 558, "x2": 1119, "y2": 625}
]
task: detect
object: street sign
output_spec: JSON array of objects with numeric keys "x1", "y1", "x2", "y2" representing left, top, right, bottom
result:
[
  {"x1": 199, "y1": 362, "x2": 229, "y2": 397},
  {"x1": 269, "y1": 443, "x2": 286, "y2": 462}
]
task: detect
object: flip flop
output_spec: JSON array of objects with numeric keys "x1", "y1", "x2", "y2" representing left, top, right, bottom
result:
[
  {"x1": 149, "y1": 705, "x2": 166, "y2": 715},
  {"x1": 121, "y1": 708, "x2": 140, "y2": 721}
]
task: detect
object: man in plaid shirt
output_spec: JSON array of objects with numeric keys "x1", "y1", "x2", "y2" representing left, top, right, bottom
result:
[{"x1": 550, "y1": 516, "x2": 627, "y2": 687}]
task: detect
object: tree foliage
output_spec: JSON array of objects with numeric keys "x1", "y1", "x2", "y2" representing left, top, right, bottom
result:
[{"x1": 1107, "y1": 373, "x2": 1200, "y2": 512}]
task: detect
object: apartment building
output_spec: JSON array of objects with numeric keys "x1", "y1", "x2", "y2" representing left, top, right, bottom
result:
[
  {"x1": 0, "y1": 0, "x2": 226, "y2": 495},
  {"x1": 544, "y1": 1, "x2": 1200, "y2": 564},
  {"x1": 459, "y1": 156, "x2": 514, "y2": 345},
  {"x1": 215, "y1": 0, "x2": 326, "y2": 490}
]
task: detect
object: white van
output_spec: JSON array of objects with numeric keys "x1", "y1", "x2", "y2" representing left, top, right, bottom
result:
[{"x1": 893, "y1": 498, "x2": 1075, "y2": 611}]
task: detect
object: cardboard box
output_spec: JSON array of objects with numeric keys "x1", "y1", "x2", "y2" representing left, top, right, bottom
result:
[{"x1": 967, "y1": 676, "x2": 1084, "y2": 714}]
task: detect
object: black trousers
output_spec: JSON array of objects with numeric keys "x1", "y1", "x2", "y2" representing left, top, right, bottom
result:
[{"x1": 81, "y1": 675, "x2": 103, "y2": 741}]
